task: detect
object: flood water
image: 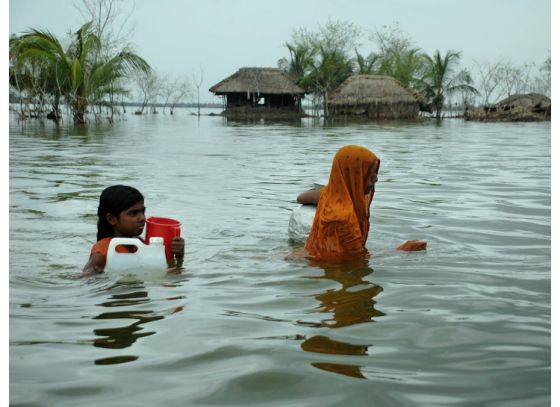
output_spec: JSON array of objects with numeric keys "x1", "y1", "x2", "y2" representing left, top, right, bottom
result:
[{"x1": 9, "y1": 110, "x2": 550, "y2": 406}]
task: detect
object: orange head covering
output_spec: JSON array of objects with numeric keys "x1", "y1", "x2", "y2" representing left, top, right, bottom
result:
[{"x1": 305, "y1": 145, "x2": 380, "y2": 261}]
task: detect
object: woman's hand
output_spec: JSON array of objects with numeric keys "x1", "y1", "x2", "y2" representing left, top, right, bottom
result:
[
  {"x1": 171, "y1": 236, "x2": 185, "y2": 259},
  {"x1": 297, "y1": 188, "x2": 322, "y2": 205},
  {"x1": 396, "y1": 240, "x2": 427, "y2": 251}
]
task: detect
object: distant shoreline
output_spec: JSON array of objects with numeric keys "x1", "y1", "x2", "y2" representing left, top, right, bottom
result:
[{"x1": 8, "y1": 95, "x2": 223, "y2": 109}]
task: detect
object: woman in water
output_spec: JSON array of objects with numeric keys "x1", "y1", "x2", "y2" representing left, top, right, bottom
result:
[{"x1": 297, "y1": 145, "x2": 426, "y2": 261}]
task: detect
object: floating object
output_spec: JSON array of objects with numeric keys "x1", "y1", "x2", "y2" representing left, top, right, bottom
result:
[
  {"x1": 145, "y1": 216, "x2": 181, "y2": 260},
  {"x1": 105, "y1": 237, "x2": 167, "y2": 273},
  {"x1": 288, "y1": 205, "x2": 316, "y2": 243}
]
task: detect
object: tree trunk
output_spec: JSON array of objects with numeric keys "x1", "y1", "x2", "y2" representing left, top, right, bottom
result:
[
  {"x1": 109, "y1": 84, "x2": 114, "y2": 123},
  {"x1": 323, "y1": 92, "x2": 329, "y2": 118},
  {"x1": 197, "y1": 87, "x2": 201, "y2": 117},
  {"x1": 74, "y1": 95, "x2": 87, "y2": 124}
]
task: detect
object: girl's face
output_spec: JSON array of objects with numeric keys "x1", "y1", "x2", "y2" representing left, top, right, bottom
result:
[{"x1": 107, "y1": 201, "x2": 146, "y2": 237}]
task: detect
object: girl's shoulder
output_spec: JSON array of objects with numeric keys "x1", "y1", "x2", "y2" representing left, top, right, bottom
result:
[{"x1": 91, "y1": 237, "x2": 113, "y2": 256}]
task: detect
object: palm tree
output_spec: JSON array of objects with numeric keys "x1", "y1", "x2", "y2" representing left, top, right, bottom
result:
[
  {"x1": 354, "y1": 49, "x2": 378, "y2": 74},
  {"x1": 301, "y1": 46, "x2": 354, "y2": 117},
  {"x1": 374, "y1": 47, "x2": 425, "y2": 90},
  {"x1": 10, "y1": 36, "x2": 61, "y2": 117},
  {"x1": 280, "y1": 42, "x2": 316, "y2": 85},
  {"x1": 13, "y1": 21, "x2": 150, "y2": 123},
  {"x1": 420, "y1": 50, "x2": 478, "y2": 119}
]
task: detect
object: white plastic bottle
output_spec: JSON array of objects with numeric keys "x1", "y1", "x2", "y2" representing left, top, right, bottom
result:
[
  {"x1": 288, "y1": 205, "x2": 316, "y2": 243},
  {"x1": 105, "y1": 237, "x2": 167, "y2": 274}
]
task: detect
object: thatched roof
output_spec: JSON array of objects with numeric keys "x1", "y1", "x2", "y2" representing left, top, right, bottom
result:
[
  {"x1": 328, "y1": 75, "x2": 424, "y2": 106},
  {"x1": 209, "y1": 68, "x2": 305, "y2": 95},
  {"x1": 496, "y1": 93, "x2": 550, "y2": 109}
]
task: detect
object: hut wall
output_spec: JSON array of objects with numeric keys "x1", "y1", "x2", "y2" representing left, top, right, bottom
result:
[
  {"x1": 225, "y1": 93, "x2": 301, "y2": 112},
  {"x1": 226, "y1": 93, "x2": 300, "y2": 110},
  {"x1": 330, "y1": 102, "x2": 419, "y2": 120},
  {"x1": 266, "y1": 94, "x2": 297, "y2": 108},
  {"x1": 367, "y1": 103, "x2": 419, "y2": 119},
  {"x1": 226, "y1": 93, "x2": 256, "y2": 108}
]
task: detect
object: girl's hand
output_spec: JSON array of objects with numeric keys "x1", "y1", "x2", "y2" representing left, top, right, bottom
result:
[
  {"x1": 171, "y1": 236, "x2": 185, "y2": 259},
  {"x1": 82, "y1": 253, "x2": 106, "y2": 276},
  {"x1": 396, "y1": 240, "x2": 427, "y2": 251}
]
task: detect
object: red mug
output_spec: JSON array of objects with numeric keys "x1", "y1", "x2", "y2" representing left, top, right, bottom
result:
[{"x1": 145, "y1": 216, "x2": 181, "y2": 260}]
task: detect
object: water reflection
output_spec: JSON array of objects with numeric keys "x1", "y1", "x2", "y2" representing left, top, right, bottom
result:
[
  {"x1": 222, "y1": 116, "x2": 305, "y2": 127},
  {"x1": 9, "y1": 111, "x2": 118, "y2": 140},
  {"x1": 91, "y1": 281, "x2": 183, "y2": 365},
  {"x1": 301, "y1": 335, "x2": 370, "y2": 355},
  {"x1": 307, "y1": 260, "x2": 385, "y2": 328},
  {"x1": 93, "y1": 309, "x2": 162, "y2": 350},
  {"x1": 310, "y1": 362, "x2": 366, "y2": 379},
  {"x1": 300, "y1": 259, "x2": 384, "y2": 379}
]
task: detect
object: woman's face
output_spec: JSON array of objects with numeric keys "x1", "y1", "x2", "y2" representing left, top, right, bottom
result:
[{"x1": 364, "y1": 161, "x2": 380, "y2": 194}]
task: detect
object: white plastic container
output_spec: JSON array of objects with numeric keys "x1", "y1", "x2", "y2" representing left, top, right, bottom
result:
[
  {"x1": 105, "y1": 237, "x2": 167, "y2": 274},
  {"x1": 288, "y1": 205, "x2": 317, "y2": 243}
]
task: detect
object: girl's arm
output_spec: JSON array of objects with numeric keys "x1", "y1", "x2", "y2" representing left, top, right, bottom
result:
[
  {"x1": 171, "y1": 236, "x2": 185, "y2": 259},
  {"x1": 297, "y1": 188, "x2": 322, "y2": 205},
  {"x1": 82, "y1": 252, "x2": 106, "y2": 276}
]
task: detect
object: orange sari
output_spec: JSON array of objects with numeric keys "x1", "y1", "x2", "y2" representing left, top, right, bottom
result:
[{"x1": 305, "y1": 145, "x2": 379, "y2": 261}]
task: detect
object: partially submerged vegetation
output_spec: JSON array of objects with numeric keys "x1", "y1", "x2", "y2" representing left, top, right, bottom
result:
[
  {"x1": 276, "y1": 21, "x2": 550, "y2": 122},
  {"x1": 10, "y1": 21, "x2": 150, "y2": 124},
  {"x1": 9, "y1": 7, "x2": 551, "y2": 125},
  {"x1": 465, "y1": 93, "x2": 551, "y2": 122}
]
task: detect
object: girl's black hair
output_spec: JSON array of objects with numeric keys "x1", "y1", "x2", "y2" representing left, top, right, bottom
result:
[{"x1": 97, "y1": 185, "x2": 144, "y2": 241}]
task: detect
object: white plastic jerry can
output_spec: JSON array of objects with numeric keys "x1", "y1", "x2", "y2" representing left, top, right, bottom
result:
[
  {"x1": 105, "y1": 237, "x2": 167, "y2": 273},
  {"x1": 288, "y1": 204, "x2": 317, "y2": 243}
]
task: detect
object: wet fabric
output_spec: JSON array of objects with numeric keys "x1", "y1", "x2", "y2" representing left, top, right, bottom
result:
[{"x1": 305, "y1": 145, "x2": 379, "y2": 261}]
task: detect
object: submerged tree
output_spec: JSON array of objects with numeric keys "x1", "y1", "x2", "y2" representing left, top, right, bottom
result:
[
  {"x1": 370, "y1": 24, "x2": 426, "y2": 90},
  {"x1": 378, "y1": 48, "x2": 425, "y2": 89},
  {"x1": 354, "y1": 49, "x2": 378, "y2": 75},
  {"x1": 10, "y1": 35, "x2": 67, "y2": 118},
  {"x1": 281, "y1": 20, "x2": 361, "y2": 117},
  {"x1": 420, "y1": 50, "x2": 478, "y2": 119},
  {"x1": 75, "y1": 0, "x2": 138, "y2": 119},
  {"x1": 134, "y1": 69, "x2": 160, "y2": 114},
  {"x1": 190, "y1": 68, "x2": 204, "y2": 117},
  {"x1": 533, "y1": 55, "x2": 551, "y2": 97},
  {"x1": 277, "y1": 42, "x2": 316, "y2": 85},
  {"x1": 301, "y1": 46, "x2": 354, "y2": 117},
  {"x1": 12, "y1": 21, "x2": 150, "y2": 123},
  {"x1": 75, "y1": 0, "x2": 136, "y2": 56},
  {"x1": 475, "y1": 60, "x2": 505, "y2": 105}
]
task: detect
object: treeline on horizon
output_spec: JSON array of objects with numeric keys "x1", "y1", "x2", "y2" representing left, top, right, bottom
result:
[
  {"x1": 277, "y1": 21, "x2": 550, "y2": 119},
  {"x1": 9, "y1": 1, "x2": 551, "y2": 125}
]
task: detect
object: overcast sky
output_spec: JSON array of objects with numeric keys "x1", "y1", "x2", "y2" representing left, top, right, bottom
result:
[{"x1": 8, "y1": 0, "x2": 553, "y2": 103}]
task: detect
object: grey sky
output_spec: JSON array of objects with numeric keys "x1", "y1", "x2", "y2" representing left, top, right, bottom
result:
[{"x1": 9, "y1": 0, "x2": 552, "y2": 103}]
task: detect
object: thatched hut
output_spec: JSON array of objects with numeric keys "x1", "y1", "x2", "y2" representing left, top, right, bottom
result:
[
  {"x1": 209, "y1": 68, "x2": 306, "y2": 116},
  {"x1": 466, "y1": 93, "x2": 551, "y2": 122},
  {"x1": 327, "y1": 75, "x2": 427, "y2": 120}
]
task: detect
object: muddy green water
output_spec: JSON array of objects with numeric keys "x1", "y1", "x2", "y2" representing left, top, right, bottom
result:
[{"x1": 9, "y1": 111, "x2": 550, "y2": 406}]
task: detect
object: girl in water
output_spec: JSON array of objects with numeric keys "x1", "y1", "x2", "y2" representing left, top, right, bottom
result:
[
  {"x1": 297, "y1": 145, "x2": 426, "y2": 261},
  {"x1": 82, "y1": 185, "x2": 185, "y2": 276}
]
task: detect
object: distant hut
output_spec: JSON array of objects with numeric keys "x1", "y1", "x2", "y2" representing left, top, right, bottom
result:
[
  {"x1": 466, "y1": 93, "x2": 551, "y2": 122},
  {"x1": 209, "y1": 67, "x2": 306, "y2": 117},
  {"x1": 327, "y1": 75, "x2": 427, "y2": 120}
]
